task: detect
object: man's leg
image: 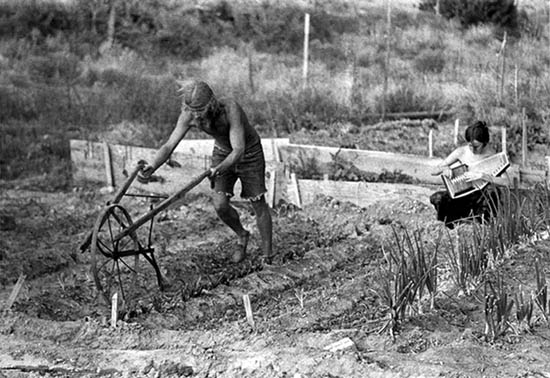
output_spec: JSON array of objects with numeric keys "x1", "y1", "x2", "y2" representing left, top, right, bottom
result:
[
  {"x1": 250, "y1": 196, "x2": 273, "y2": 262},
  {"x1": 212, "y1": 192, "x2": 249, "y2": 262}
]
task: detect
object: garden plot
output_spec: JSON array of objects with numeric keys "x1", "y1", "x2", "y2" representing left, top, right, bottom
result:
[{"x1": 1, "y1": 181, "x2": 550, "y2": 378}]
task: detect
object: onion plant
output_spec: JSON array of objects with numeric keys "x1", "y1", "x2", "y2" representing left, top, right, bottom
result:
[
  {"x1": 534, "y1": 258, "x2": 549, "y2": 325},
  {"x1": 377, "y1": 225, "x2": 440, "y2": 337},
  {"x1": 484, "y1": 273, "x2": 514, "y2": 342},
  {"x1": 514, "y1": 286, "x2": 534, "y2": 330}
]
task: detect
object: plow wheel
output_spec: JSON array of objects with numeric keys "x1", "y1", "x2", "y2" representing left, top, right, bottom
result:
[{"x1": 91, "y1": 204, "x2": 164, "y2": 306}]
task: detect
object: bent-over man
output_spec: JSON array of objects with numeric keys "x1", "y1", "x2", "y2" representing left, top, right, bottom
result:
[{"x1": 139, "y1": 80, "x2": 273, "y2": 264}]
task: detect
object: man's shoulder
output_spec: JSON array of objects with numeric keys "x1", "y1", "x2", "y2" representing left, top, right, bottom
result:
[{"x1": 219, "y1": 97, "x2": 241, "y2": 109}]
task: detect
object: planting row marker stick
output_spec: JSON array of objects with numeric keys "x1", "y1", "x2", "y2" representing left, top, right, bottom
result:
[
  {"x1": 242, "y1": 294, "x2": 255, "y2": 329},
  {"x1": 521, "y1": 107, "x2": 527, "y2": 167},
  {"x1": 302, "y1": 13, "x2": 310, "y2": 90},
  {"x1": 111, "y1": 292, "x2": 118, "y2": 328},
  {"x1": 454, "y1": 119, "x2": 460, "y2": 146},
  {"x1": 501, "y1": 127, "x2": 507, "y2": 154},
  {"x1": 103, "y1": 142, "x2": 115, "y2": 192},
  {"x1": 5, "y1": 274, "x2": 26, "y2": 313},
  {"x1": 428, "y1": 129, "x2": 433, "y2": 158}
]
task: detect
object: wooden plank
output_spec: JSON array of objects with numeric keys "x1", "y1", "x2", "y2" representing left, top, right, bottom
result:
[
  {"x1": 519, "y1": 168, "x2": 547, "y2": 187},
  {"x1": 278, "y1": 143, "x2": 442, "y2": 185},
  {"x1": 360, "y1": 110, "x2": 453, "y2": 122},
  {"x1": 295, "y1": 179, "x2": 435, "y2": 208},
  {"x1": 70, "y1": 139, "x2": 285, "y2": 200},
  {"x1": 173, "y1": 138, "x2": 289, "y2": 162}
]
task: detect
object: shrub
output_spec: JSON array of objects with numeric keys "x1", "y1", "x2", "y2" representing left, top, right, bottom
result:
[
  {"x1": 26, "y1": 52, "x2": 81, "y2": 83},
  {"x1": 0, "y1": 85, "x2": 37, "y2": 122},
  {"x1": 98, "y1": 67, "x2": 131, "y2": 87},
  {"x1": 414, "y1": 48, "x2": 446, "y2": 74},
  {"x1": 419, "y1": 0, "x2": 519, "y2": 34},
  {"x1": 374, "y1": 84, "x2": 431, "y2": 114}
]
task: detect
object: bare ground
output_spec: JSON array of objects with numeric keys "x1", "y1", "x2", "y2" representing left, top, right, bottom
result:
[{"x1": 1, "y1": 177, "x2": 550, "y2": 378}]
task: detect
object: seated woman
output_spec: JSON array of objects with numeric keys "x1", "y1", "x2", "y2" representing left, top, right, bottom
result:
[{"x1": 430, "y1": 121, "x2": 511, "y2": 229}]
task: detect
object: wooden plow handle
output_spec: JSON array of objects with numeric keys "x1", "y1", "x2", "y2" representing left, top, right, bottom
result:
[{"x1": 112, "y1": 169, "x2": 211, "y2": 243}]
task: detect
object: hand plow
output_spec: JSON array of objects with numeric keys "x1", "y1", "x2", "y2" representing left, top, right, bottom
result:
[{"x1": 79, "y1": 161, "x2": 211, "y2": 306}]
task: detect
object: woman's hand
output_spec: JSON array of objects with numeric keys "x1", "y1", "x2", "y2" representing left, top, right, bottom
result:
[
  {"x1": 464, "y1": 171, "x2": 491, "y2": 182},
  {"x1": 431, "y1": 165, "x2": 449, "y2": 176}
]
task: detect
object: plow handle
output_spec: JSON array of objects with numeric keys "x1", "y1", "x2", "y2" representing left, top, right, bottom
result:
[{"x1": 112, "y1": 169, "x2": 211, "y2": 243}]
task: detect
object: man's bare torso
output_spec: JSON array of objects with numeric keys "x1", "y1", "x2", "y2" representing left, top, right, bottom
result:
[{"x1": 189, "y1": 98, "x2": 260, "y2": 152}]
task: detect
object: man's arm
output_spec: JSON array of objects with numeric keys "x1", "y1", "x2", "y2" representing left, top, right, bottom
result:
[
  {"x1": 211, "y1": 101, "x2": 246, "y2": 175},
  {"x1": 144, "y1": 111, "x2": 192, "y2": 175}
]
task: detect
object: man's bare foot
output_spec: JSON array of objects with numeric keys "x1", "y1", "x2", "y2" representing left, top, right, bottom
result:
[{"x1": 232, "y1": 230, "x2": 250, "y2": 263}]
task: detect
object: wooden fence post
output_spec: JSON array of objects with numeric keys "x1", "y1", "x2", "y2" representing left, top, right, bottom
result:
[
  {"x1": 248, "y1": 43, "x2": 255, "y2": 94},
  {"x1": 302, "y1": 13, "x2": 310, "y2": 90},
  {"x1": 290, "y1": 173, "x2": 302, "y2": 208},
  {"x1": 498, "y1": 31, "x2": 507, "y2": 104},
  {"x1": 381, "y1": 0, "x2": 392, "y2": 121},
  {"x1": 267, "y1": 170, "x2": 276, "y2": 209},
  {"x1": 501, "y1": 127, "x2": 507, "y2": 154},
  {"x1": 454, "y1": 119, "x2": 460, "y2": 146},
  {"x1": 521, "y1": 108, "x2": 527, "y2": 167},
  {"x1": 103, "y1": 142, "x2": 114, "y2": 190},
  {"x1": 428, "y1": 129, "x2": 433, "y2": 158},
  {"x1": 514, "y1": 65, "x2": 519, "y2": 107}
]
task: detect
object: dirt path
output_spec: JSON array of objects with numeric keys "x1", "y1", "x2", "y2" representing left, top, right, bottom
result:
[{"x1": 1, "y1": 184, "x2": 550, "y2": 377}]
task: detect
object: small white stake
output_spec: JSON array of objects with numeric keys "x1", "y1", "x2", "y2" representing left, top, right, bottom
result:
[
  {"x1": 242, "y1": 294, "x2": 255, "y2": 328},
  {"x1": 5, "y1": 274, "x2": 26, "y2": 313},
  {"x1": 111, "y1": 292, "x2": 118, "y2": 328}
]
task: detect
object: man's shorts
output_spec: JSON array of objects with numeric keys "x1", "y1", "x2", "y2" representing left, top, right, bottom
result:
[{"x1": 211, "y1": 142, "x2": 267, "y2": 200}]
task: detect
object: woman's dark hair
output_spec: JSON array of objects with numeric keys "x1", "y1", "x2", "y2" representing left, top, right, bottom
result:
[{"x1": 465, "y1": 120, "x2": 490, "y2": 145}]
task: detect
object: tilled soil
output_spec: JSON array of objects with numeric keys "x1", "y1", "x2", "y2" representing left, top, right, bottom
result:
[{"x1": 1, "y1": 183, "x2": 550, "y2": 378}]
